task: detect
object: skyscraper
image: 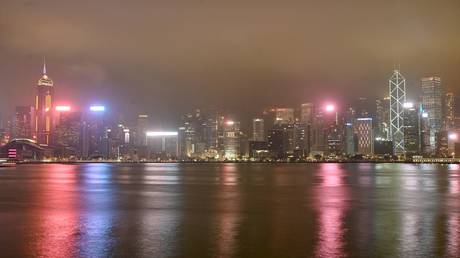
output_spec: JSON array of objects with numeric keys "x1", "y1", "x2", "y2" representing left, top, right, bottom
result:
[
  {"x1": 223, "y1": 120, "x2": 241, "y2": 160},
  {"x1": 35, "y1": 60, "x2": 54, "y2": 145},
  {"x1": 54, "y1": 111, "x2": 82, "y2": 158},
  {"x1": 274, "y1": 108, "x2": 294, "y2": 125},
  {"x1": 420, "y1": 112, "x2": 431, "y2": 155},
  {"x1": 389, "y1": 69, "x2": 406, "y2": 155},
  {"x1": 445, "y1": 92, "x2": 455, "y2": 130},
  {"x1": 345, "y1": 122, "x2": 356, "y2": 156},
  {"x1": 136, "y1": 114, "x2": 149, "y2": 146},
  {"x1": 403, "y1": 103, "x2": 420, "y2": 155},
  {"x1": 13, "y1": 106, "x2": 33, "y2": 139},
  {"x1": 300, "y1": 103, "x2": 314, "y2": 155},
  {"x1": 252, "y1": 118, "x2": 265, "y2": 142},
  {"x1": 300, "y1": 103, "x2": 314, "y2": 125},
  {"x1": 421, "y1": 77, "x2": 443, "y2": 147},
  {"x1": 354, "y1": 118, "x2": 374, "y2": 155},
  {"x1": 375, "y1": 97, "x2": 390, "y2": 139}
]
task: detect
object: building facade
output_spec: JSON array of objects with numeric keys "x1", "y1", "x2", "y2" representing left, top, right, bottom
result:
[{"x1": 35, "y1": 61, "x2": 54, "y2": 145}]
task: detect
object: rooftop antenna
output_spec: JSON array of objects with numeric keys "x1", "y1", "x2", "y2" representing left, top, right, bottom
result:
[{"x1": 42, "y1": 56, "x2": 47, "y2": 75}]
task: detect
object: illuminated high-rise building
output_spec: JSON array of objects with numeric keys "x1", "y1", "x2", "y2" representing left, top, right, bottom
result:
[
  {"x1": 300, "y1": 103, "x2": 314, "y2": 155},
  {"x1": 421, "y1": 77, "x2": 443, "y2": 147},
  {"x1": 403, "y1": 103, "x2": 420, "y2": 155},
  {"x1": 223, "y1": 120, "x2": 241, "y2": 160},
  {"x1": 136, "y1": 114, "x2": 149, "y2": 146},
  {"x1": 54, "y1": 111, "x2": 82, "y2": 158},
  {"x1": 35, "y1": 60, "x2": 54, "y2": 145},
  {"x1": 389, "y1": 69, "x2": 406, "y2": 155},
  {"x1": 252, "y1": 118, "x2": 265, "y2": 142},
  {"x1": 420, "y1": 112, "x2": 431, "y2": 155},
  {"x1": 354, "y1": 118, "x2": 374, "y2": 155},
  {"x1": 300, "y1": 103, "x2": 314, "y2": 125},
  {"x1": 274, "y1": 108, "x2": 294, "y2": 125},
  {"x1": 375, "y1": 97, "x2": 390, "y2": 139},
  {"x1": 13, "y1": 106, "x2": 34, "y2": 139},
  {"x1": 445, "y1": 92, "x2": 455, "y2": 130}
]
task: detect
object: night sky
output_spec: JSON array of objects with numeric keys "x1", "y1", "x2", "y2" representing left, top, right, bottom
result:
[{"x1": 1, "y1": 0, "x2": 459, "y2": 127}]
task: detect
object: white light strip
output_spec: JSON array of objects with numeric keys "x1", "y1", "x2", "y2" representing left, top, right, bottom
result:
[{"x1": 146, "y1": 131, "x2": 178, "y2": 137}]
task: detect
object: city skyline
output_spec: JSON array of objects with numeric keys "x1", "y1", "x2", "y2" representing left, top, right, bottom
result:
[
  {"x1": 1, "y1": 59, "x2": 459, "y2": 129},
  {"x1": 1, "y1": 0, "x2": 460, "y2": 125},
  {"x1": 1, "y1": 60, "x2": 459, "y2": 162}
]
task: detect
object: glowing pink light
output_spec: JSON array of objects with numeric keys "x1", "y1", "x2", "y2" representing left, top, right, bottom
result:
[
  {"x1": 325, "y1": 104, "x2": 335, "y2": 113},
  {"x1": 56, "y1": 106, "x2": 71, "y2": 112},
  {"x1": 226, "y1": 121, "x2": 235, "y2": 126}
]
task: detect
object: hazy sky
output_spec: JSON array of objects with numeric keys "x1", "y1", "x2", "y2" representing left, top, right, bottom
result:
[{"x1": 1, "y1": 0, "x2": 459, "y2": 126}]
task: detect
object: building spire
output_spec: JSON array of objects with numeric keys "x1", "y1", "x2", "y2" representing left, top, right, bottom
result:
[{"x1": 42, "y1": 56, "x2": 47, "y2": 75}]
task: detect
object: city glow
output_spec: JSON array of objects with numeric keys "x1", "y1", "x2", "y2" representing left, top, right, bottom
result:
[
  {"x1": 226, "y1": 121, "x2": 235, "y2": 126},
  {"x1": 325, "y1": 104, "x2": 335, "y2": 112},
  {"x1": 146, "y1": 131, "x2": 178, "y2": 137},
  {"x1": 90, "y1": 105, "x2": 105, "y2": 112},
  {"x1": 55, "y1": 106, "x2": 71, "y2": 112},
  {"x1": 422, "y1": 113, "x2": 429, "y2": 118}
]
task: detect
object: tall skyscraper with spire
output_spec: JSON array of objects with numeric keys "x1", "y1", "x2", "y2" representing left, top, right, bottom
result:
[
  {"x1": 389, "y1": 68, "x2": 406, "y2": 155},
  {"x1": 35, "y1": 58, "x2": 54, "y2": 145}
]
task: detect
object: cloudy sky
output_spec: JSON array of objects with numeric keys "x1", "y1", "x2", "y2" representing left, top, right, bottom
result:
[{"x1": 1, "y1": 0, "x2": 459, "y2": 126}]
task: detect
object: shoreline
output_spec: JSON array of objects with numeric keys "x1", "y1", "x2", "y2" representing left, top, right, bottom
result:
[{"x1": 8, "y1": 160, "x2": 460, "y2": 165}]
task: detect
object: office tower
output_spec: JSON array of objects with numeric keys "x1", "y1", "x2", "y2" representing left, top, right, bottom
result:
[
  {"x1": 293, "y1": 122, "x2": 308, "y2": 158},
  {"x1": 389, "y1": 69, "x2": 406, "y2": 155},
  {"x1": 178, "y1": 127, "x2": 187, "y2": 159},
  {"x1": 421, "y1": 77, "x2": 443, "y2": 146},
  {"x1": 262, "y1": 108, "x2": 277, "y2": 131},
  {"x1": 355, "y1": 97, "x2": 372, "y2": 117},
  {"x1": 326, "y1": 123, "x2": 344, "y2": 156},
  {"x1": 82, "y1": 111, "x2": 107, "y2": 159},
  {"x1": 354, "y1": 118, "x2": 374, "y2": 155},
  {"x1": 376, "y1": 97, "x2": 390, "y2": 139},
  {"x1": 35, "y1": 60, "x2": 54, "y2": 145},
  {"x1": 136, "y1": 114, "x2": 149, "y2": 146},
  {"x1": 345, "y1": 122, "x2": 356, "y2": 156},
  {"x1": 311, "y1": 111, "x2": 327, "y2": 154},
  {"x1": 300, "y1": 103, "x2": 314, "y2": 155},
  {"x1": 252, "y1": 118, "x2": 265, "y2": 142},
  {"x1": 223, "y1": 120, "x2": 241, "y2": 160},
  {"x1": 403, "y1": 103, "x2": 420, "y2": 155},
  {"x1": 266, "y1": 123, "x2": 295, "y2": 159},
  {"x1": 180, "y1": 110, "x2": 201, "y2": 157},
  {"x1": 13, "y1": 106, "x2": 33, "y2": 139},
  {"x1": 203, "y1": 115, "x2": 219, "y2": 151},
  {"x1": 445, "y1": 92, "x2": 455, "y2": 130},
  {"x1": 420, "y1": 112, "x2": 431, "y2": 155},
  {"x1": 54, "y1": 112, "x2": 82, "y2": 158},
  {"x1": 300, "y1": 103, "x2": 314, "y2": 124},
  {"x1": 267, "y1": 127, "x2": 284, "y2": 159},
  {"x1": 274, "y1": 108, "x2": 294, "y2": 125},
  {"x1": 146, "y1": 131, "x2": 179, "y2": 159}
]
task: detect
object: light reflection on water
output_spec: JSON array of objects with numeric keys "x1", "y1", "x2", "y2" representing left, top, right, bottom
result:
[{"x1": 0, "y1": 163, "x2": 459, "y2": 257}]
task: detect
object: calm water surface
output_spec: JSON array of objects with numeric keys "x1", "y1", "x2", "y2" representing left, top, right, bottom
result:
[{"x1": 0, "y1": 163, "x2": 460, "y2": 258}]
